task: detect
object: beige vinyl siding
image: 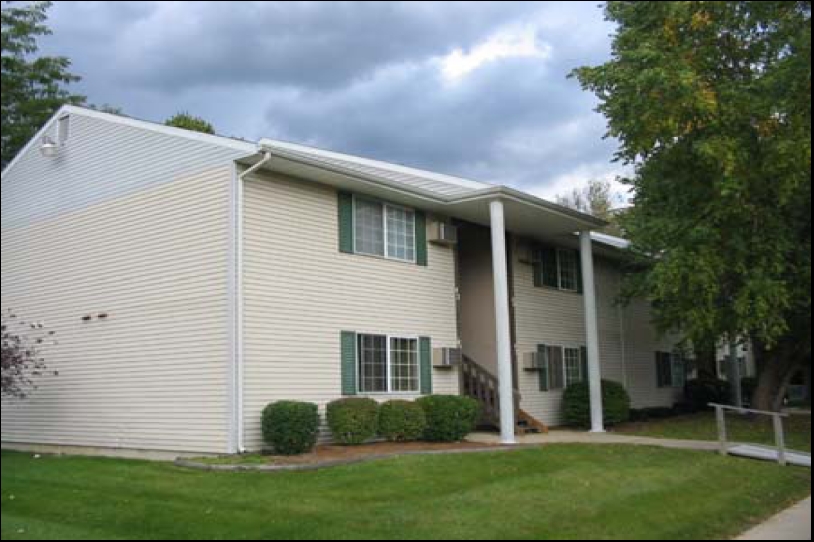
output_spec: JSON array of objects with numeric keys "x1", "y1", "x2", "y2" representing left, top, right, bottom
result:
[
  {"x1": 242, "y1": 171, "x2": 460, "y2": 450},
  {"x1": 512, "y1": 237, "x2": 679, "y2": 426},
  {"x1": 620, "y1": 298, "x2": 685, "y2": 408},
  {"x1": 1, "y1": 169, "x2": 234, "y2": 454}
]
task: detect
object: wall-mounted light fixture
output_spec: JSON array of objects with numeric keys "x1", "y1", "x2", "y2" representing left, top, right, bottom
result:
[{"x1": 40, "y1": 136, "x2": 59, "y2": 158}]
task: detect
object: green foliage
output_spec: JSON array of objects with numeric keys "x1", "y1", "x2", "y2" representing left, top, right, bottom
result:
[
  {"x1": 377, "y1": 400, "x2": 427, "y2": 442},
  {"x1": 571, "y1": 1, "x2": 811, "y2": 408},
  {"x1": 415, "y1": 395, "x2": 479, "y2": 442},
  {"x1": 326, "y1": 398, "x2": 379, "y2": 445},
  {"x1": 261, "y1": 401, "x2": 319, "y2": 456},
  {"x1": 164, "y1": 112, "x2": 215, "y2": 134},
  {"x1": 1, "y1": 1, "x2": 85, "y2": 168},
  {"x1": 684, "y1": 378, "x2": 730, "y2": 412},
  {"x1": 555, "y1": 178, "x2": 627, "y2": 236},
  {"x1": 563, "y1": 379, "x2": 631, "y2": 427}
]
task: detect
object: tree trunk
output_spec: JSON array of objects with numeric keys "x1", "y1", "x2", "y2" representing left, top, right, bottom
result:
[{"x1": 752, "y1": 342, "x2": 805, "y2": 411}]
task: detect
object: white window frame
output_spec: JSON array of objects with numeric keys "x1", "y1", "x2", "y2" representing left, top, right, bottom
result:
[
  {"x1": 563, "y1": 346, "x2": 583, "y2": 386},
  {"x1": 352, "y1": 196, "x2": 417, "y2": 263},
  {"x1": 556, "y1": 248, "x2": 579, "y2": 292},
  {"x1": 57, "y1": 115, "x2": 70, "y2": 144},
  {"x1": 540, "y1": 344, "x2": 586, "y2": 390},
  {"x1": 357, "y1": 333, "x2": 421, "y2": 394}
]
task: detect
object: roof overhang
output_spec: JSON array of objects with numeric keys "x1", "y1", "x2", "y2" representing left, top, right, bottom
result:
[{"x1": 236, "y1": 149, "x2": 607, "y2": 242}]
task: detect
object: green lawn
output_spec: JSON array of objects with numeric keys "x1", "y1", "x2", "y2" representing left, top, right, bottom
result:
[
  {"x1": 614, "y1": 412, "x2": 812, "y2": 452},
  {"x1": 2, "y1": 446, "x2": 810, "y2": 540}
]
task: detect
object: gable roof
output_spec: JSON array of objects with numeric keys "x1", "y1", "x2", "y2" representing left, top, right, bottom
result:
[{"x1": 2, "y1": 105, "x2": 608, "y2": 234}]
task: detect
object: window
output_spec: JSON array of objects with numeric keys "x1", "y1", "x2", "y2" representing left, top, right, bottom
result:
[
  {"x1": 557, "y1": 249, "x2": 579, "y2": 292},
  {"x1": 533, "y1": 246, "x2": 581, "y2": 292},
  {"x1": 564, "y1": 347, "x2": 583, "y2": 386},
  {"x1": 357, "y1": 334, "x2": 419, "y2": 393},
  {"x1": 359, "y1": 334, "x2": 387, "y2": 393},
  {"x1": 656, "y1": 351, "x2": 686, "y2": 388},
  {"x1": 354, "y1": 197, "x2": 416, "y2": 262},
  {"x1": 390, "y1": 337, "x2": 419, "y2": 392},
  {"x1": 538, "y1": 344, "x2": 585, "y2": 391},
  {"x1": 354, "y1": 198, "x2": 385, "y2": 257}
]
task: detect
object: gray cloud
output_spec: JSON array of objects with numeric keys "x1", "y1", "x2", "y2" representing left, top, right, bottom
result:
[{"x1": 42, "y1": 1, "x2": 624, "y2": 199}]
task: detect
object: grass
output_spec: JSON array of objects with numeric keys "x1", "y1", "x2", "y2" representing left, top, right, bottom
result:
[
  {"x1": 187, "y1": 454, "x2": 271, "y2": 466},
  {"x1": 2, "y1": 445, "x2": 810, "y2": 540},
  {"x1": 615, "y1": 412, "x2": 812, "y2": 452}
]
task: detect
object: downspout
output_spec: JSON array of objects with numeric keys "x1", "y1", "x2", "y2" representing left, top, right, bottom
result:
[{"x1": 232, "y1": 151, "x2": 272, "y2": 453}]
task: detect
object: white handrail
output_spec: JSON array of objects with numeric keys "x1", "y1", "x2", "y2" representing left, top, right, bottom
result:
[{"x1": 709, "y1": 403, "x2": 789, "y2": 466}]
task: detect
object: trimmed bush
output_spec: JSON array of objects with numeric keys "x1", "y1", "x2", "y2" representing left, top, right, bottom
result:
[
  {"x1": 327, "y1": 398, "x2": 379, "y2": 445},
  {"x1": 684, "y1": 378, "x2": 730, "y2": 412},
  {"x1": 378, "y1": 400, "x2": 427, "y2": 442},
  {"x1": 416, "y1": 395, "x2": 479, "y2": 442},
  {"x1": 261, "y1": 401, "x2": 319, "y2": 456},
  {"x1": 562, "y1": 379, "x2": 631, "y2": 427}
]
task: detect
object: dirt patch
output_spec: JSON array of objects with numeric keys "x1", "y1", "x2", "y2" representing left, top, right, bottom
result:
[{"x1": 270, "y1": 440, "x2": 500, "y2": 465}]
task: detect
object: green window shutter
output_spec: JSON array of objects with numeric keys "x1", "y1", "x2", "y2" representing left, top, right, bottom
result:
[
  {"x1": 580, "y1": 346, "x2": 589, "y2": 382},
  {"x1": 540, "y1": 245, "x2": 559, "y2": 288},
  {"x1": 550, "y1": 347, "x2": 565, "y2": 390},
  {"x1": 415, "y1": 211, "x2": 428, "y2": 266},
  {"x1": 537, "y1": 344, "x2": 550, "y2": 391},
  {"x1": 419, "y1": 336, "x2": 432, "y2": 394},
  {"x1": 338, "y1": 192, "x2": 354, "y2": 254},
  {"x1": 341, "y1": 331, "x2": 357, "y2": 395},
  {"x1": 656, "y1": 352, "x2": 672, "y2": 388}
]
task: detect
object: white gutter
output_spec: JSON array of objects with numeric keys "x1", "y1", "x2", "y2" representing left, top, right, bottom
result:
[{"x1": 231, "y1": 150, "x2": 272, "y2": 453}]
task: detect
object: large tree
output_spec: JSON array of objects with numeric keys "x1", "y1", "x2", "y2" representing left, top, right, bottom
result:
[
  {"x1": 573, "y1": 1, "x2": 811, "y2": 410},
  {"x1": 1, "y1": 1, "x2": 84, "y2": 169},
  {"x1": 555, "y1": 178, "x2": 627, "y2": 235},
  {"x1": 164, "y1": 112, "x2": 216, "y2": 135}
]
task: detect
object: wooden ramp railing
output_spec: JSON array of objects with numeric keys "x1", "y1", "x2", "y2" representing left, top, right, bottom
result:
[{"x1": 461, "y1": 355, "x2": 548, "y2": 435}]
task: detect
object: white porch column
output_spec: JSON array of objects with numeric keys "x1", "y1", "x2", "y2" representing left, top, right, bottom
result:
[
  {"x1": 579, "y1": 230, "x2": 605, "y2": 433},
  {"x1": 489, "y1": 199, "x2": 517, "y2": 444}
]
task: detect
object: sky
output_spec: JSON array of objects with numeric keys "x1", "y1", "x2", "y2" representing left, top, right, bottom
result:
[{"x1": 41, "y1": 1, "x2": 630, "y2": 201}]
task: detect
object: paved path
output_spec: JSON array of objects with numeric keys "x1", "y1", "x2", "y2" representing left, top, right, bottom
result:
[
  {"x1": 468, "y1": 430, "x2": 721, "y2": 451},
  {"x1": 737, "y1": 497, "x2": 811, "y2": 540}
]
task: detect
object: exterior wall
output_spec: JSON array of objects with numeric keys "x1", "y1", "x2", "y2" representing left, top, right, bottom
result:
[
  {"x1": 1, "y1": 111, "x2": 244, "y2": 454},
  {"x1": 1, "y1": 169, "x2": 235, "y2": 453},
  {"x1": 458, "y1": 225, "x2": 497, "y2": 373},
  {"x1": 510, "y1": 237, "x2": 682, "y2": 426},
  {"x1": 241, "y1": 171, "x2": 461, "y2": 450}
]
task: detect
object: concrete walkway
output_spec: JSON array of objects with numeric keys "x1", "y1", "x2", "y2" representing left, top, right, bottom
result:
[
  {"x1": 468, "y1": 430, "x2": 721, "y2": 451},
  {"x1": 737, "y1": 497, "x2": 811, "y2": 540}
]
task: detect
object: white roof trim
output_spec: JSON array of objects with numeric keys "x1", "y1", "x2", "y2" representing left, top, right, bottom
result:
[
  {"x1": 1, "y1": 105, "x2": 610, "y2": 232},
  {"x1": 591, "y1": 231, "x2": 631, "y2": 249},
  {"x1": 258, "y1": 138, "x2": 490, "y2": 191},
  {"x1": 2, "y1": 105, "x2": 256, "y2": 179}
]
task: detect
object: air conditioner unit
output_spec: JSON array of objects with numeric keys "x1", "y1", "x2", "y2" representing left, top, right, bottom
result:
[
  {"x1": 429, "y1": 221, "x2": 458, "y2": 246},
  {"x1": 516, "y1": 244, "x2": 540, "y2": 265},
  {"x1": 433, "y1": 347, "x2": 462, "y2": 368},
  {"x1": 523, "y1": 351, "x2": 544, "y2": 371}
]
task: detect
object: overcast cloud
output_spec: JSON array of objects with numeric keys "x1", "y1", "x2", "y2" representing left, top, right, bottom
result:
[{"x1": 41, "y1": 1, "x2": 629, "y2": 200}]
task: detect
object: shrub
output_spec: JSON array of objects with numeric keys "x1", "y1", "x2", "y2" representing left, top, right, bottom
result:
[
  {"x1": 562, "y1": 379, "x2": 631, "y2": 427},
  {"x1": 684, "y1": 378, "x2": 730, "y2": 412},
  {"x1": 261, "y1": 401, "x2": 319, "y2": 455},
  {"x1": 327, "y1": 398, "x2": 379, "y2": 445},
  {"x1": 378, "y1": 400, "x2": 427, "y2": 442},
  {"x1": 416, "y1": 395, "x2": 480, "y2": 442}
]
